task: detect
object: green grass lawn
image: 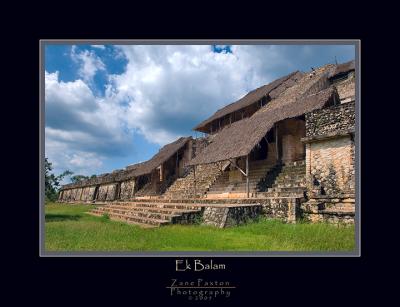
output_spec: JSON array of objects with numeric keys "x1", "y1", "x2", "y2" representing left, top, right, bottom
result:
[{"x1": 45, "y1": 202, "x2": 355, "y2": 252}]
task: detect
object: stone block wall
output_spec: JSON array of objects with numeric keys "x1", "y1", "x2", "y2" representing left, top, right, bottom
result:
[
  {"x1": 81, "y1": 186, "x2": 96, "y2": 201},
  {"x1": 309, "y1": 136, "x2": 354, "y2": 195},
  {"x1": 304, "y1": 102, "x2": 355, "y2": 197},
  {"x1": 119, "y1": 179, "x2": 136, "y2": 200},
  {"x1": 202, "y1": 205, "x2": 262, "y2": 228},
  {"x1": 261, "y1": 197, "x2": 302, "y2": 223},
  {"x1": 96, "y1": 183, "x2": 118, "y2": 201},
  {"x1": 305, "y1": 102, "x2": 355, "y2": 138},
  {"x1": 301, "y1": 197, "x2": 355, "y2": 224},
  {"x1": 301, "y1": 101, "x2": 356, "y2": 223}
]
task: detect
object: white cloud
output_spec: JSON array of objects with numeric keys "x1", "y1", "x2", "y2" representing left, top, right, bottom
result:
[
  {"x1": 91, "y1": 45, "x2": 105, "y2": 49},
  {"x1": 107, "y1": 45, "x2": 280, "y2": 145},
  {"x1": 71, "y1": 46, "x2": 106, "y2": 82},
  {"x1": 45, "y1": 71, "x2": 133, "y2": 176}
]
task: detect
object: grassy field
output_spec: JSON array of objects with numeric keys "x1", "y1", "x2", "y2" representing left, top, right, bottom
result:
[{"x1": 45, "y1": 202, "x2": 355, "y2": 252}]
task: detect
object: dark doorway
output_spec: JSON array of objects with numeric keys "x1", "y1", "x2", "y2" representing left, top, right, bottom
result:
[{"x1": 251, "y1": 137, "x2": 268, "y2": 160}]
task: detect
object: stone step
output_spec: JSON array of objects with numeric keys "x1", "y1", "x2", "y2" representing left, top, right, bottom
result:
[
  {"x1": 88, "y1": 211, "x2": 168, "y2": 227},
  {"x1": 275, "y1": 177, "x2": 305, "y2": 183},
  {"x1": 208, "y1": 185, "x2": 259, "y2": 192},
  {"x1": 114, "y1": 202, "x2": 203, "y2": 210},
  {"x1": 95, "y1": 204, "x2": 201, "y2": 215},
  {"x1": 92, "y1": 207, "x2": 180, "y2": 221},
  {"x1": 277, "y1": 170, "x2": 305, "y2": 176},
  {"x1": 210, "y1": 180, "x2": 260, "y2": 188},
  {"x1": 259, "y1": 191, "x2": 305, "y2": 198},
  {"x1": 271, "y1": 182, "x2": 306, "y2": 188},
  {"x1": 319, "y1": 209, "x2": 355, "y2": 216},
  {"x1": 268, "y1": 186, "x2": 306, "y2": 193}
]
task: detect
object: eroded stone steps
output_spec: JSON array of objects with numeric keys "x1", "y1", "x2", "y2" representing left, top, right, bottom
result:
[
  {"x1": 94, "y1": 204, "x2": 201, "y2": 215},
  {"x1": 258, "y1": 192, "x2": 305, "y2": 198},
  {"x1": 91, "y1": 206, "x2": 200, "y2": 223},
  {"x1": 89, "y1": 201, "x2": 205, "y2": 227},
  {"x1": 111, "y1": 202, "x2": 202, "y2": 211},
  {"x1": 92, "y1": 207, "x2": 181, "y2": 221},
  {"x1": 88, "y1": 210, "x2": 170, "y2": 227}
]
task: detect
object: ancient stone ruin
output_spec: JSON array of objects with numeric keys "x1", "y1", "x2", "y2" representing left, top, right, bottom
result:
[{"x1": 58, "y1": 60, "x2": 356, "y2": 227}]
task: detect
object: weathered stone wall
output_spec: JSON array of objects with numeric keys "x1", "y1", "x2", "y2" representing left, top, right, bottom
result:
[
  {"x1": 309, "y1": 136, "x2": 354, "y2": 195},
  {"x1": 301, "y1": 196, "x2": 355, "y2": 224},
  {"x1": 202, "y1": 205, "x2": 262, "y2": 228},
  {"x1": 304, "y1": 102, "x2": 355, "y2": 197},
  {"x1": 301, "y1": 100, "x2": 356, "y2": 223},
  {"x1": 305, "y1": 102, "x2": 355, "y2": 138},
  {"x1": 119, "y1": 179, "x2": 135, "y2": 200},
  {"x1": 261, "y1": 197, "x2": 302, "y2": 223},
  {"x1": 80, "y1": 186, "x2": 96, "y2": 201},
  {"x1": 96, "y1": 183, "x2": 118, "y2": 201}
]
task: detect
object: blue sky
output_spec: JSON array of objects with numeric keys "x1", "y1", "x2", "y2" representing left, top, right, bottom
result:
[{"x1": 45, "y1": 44, "x2": 355, "y2": 182}]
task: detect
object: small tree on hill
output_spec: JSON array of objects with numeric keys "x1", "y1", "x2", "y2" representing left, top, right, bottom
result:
[{"x1": 45, "y1": 158, "x2": 73, "y2": 202}]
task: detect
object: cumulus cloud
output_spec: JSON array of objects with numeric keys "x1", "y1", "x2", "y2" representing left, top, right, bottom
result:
[
  {"x1": 71, "y1": 46, "x2": 106, "y2": 82},
  {"x1": 45, "y1": 71, "x2": 134, "y2": 176},
  {"x1": 108, "y1": 45, "x2": 283, "y2": 145}
]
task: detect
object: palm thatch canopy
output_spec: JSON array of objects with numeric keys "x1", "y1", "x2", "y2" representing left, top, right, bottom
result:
[
  {"x1": 117, "y1": 136, "x2": 192, "y2": 180},
  {"x1": 193, "y1": 71, "x2": 304, "y2": 132},
  {"x1": 188, "y1": 65, "x2": 338, "y2": 166},
  {"x1": 328, "y1": 60, "x2": 355, "y2": 79},
  {"x1": 60, "y1": 136, "x2": 192, "y2": 190}
]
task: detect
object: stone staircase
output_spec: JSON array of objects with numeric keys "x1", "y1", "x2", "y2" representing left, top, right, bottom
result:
[
  {"x1": 135, "y1": 182, "x2": 159, "y2": 197},
  {"x1": 163, "y1": 162, "x2": 225, "y2": 199},
  {"x1": 258, "y1": 160, "x2": 307, "y2": 198},
  {"x1": 206, "y1": 159, "x2": 275, "y2": 197},
  {"x1": 88, "y1": 202, "x2": 203, "y2": 228}
]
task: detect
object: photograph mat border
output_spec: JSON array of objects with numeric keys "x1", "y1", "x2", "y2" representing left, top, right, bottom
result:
[{"x1": 39, "y1": 39, "x2": 361, "y2": 257}]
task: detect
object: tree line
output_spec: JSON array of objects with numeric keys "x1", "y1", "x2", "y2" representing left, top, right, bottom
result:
[{"x1": 45, "y1": 157, "x2": 96, "y2": 202}]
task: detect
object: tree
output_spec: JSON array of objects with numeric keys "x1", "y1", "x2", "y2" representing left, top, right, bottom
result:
[
  {"x1": 70, "y1": 175, "x2": 89, "y2": 183},
  {"x1": 45, "y1": 158, "x2": 73, "y2": 202}
]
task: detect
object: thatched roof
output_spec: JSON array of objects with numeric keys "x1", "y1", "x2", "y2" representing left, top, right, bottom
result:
[
  {"x1": 328, "y1": 60, "x2": 355, "y2": 79},
  {"x1": 193, "y1": 71, "x2": 304, "y2": 132},
  {"x1": 60, "y1": 136, "x2": 192, "y2": 190},
  {"x1": 116, "y1": 136, "x2": 192, "y2": 180},
  {"x1": 188, "y1": 65, "x2": 337, "y2": 166}
]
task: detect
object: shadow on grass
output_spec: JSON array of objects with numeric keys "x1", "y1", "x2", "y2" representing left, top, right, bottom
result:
[{"x1": 45, "y1": 214, "x2": 82, "y2": 222}]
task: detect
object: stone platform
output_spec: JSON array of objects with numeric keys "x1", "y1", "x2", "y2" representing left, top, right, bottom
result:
[{"x1": 88, "y1": 200, "x2": 263, "y2": 228}]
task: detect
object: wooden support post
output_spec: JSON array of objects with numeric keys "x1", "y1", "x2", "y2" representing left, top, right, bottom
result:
[
  {"x1": 193, "y1": 165, "x2": 197, "y2": 198},
  {"x1": 246, "y1": 155, "x2": 250, "y2": 198}
]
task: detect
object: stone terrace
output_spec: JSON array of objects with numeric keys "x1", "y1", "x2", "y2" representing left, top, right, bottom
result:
[{"x1": 88, "y1": 200, "x2": 262, "y2": 228}]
